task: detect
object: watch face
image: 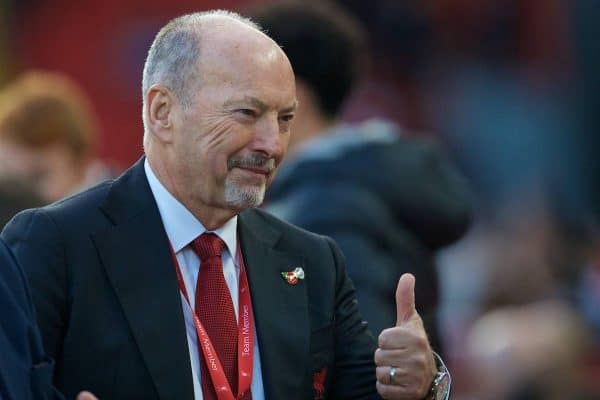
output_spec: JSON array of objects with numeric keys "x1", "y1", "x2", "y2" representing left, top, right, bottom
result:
[{"x1": 434, "y1": 372, "x2": 451, "y2": 400}]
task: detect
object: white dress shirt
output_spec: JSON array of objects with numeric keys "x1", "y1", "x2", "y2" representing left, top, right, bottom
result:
[{"x1": 144, "y1": 160, "x2": 265, "y2": 399}]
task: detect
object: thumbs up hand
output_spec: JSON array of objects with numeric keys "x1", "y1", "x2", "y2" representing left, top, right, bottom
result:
[{"x1": 374, "y1": 274, "x2": 437, "y2": 399}]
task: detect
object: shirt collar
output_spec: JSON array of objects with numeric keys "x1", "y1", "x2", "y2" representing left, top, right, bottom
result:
[{"x1": 144, "y1": 158, "x2": 238, "y2": 257}]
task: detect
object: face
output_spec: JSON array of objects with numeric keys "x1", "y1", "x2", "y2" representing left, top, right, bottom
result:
[{"x1": 168, "y1": 31, "x2": 297, "y2": 214}]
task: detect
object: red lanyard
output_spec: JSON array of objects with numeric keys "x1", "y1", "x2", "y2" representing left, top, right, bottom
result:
[{"x1": 170, "y1": 241, "x2": 254, "y2": 400}]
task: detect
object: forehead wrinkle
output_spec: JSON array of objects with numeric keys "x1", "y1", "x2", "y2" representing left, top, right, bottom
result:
[
  {"x1": 223, "y1": 96, "x2": 268, "y2": 111},
  {"x1": 223, "y1": 96, "x2": 297, "y2": 113}
]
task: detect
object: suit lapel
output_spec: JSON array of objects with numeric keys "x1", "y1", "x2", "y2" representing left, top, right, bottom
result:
[
  {"x1": 92, "y1": 159, "x2": 194, "y2": 400},
  {"x1": 238, "y1": 211, "x2": 310, "y2": 400}
]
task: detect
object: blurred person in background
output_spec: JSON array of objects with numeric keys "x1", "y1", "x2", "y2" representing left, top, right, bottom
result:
[
  {"x1": 441, "y1": 199, "x2": 599, "y2": 399},
  {"x1": 473, "y1": 206, "x2": 595, "y2": 399},
  {"x1": 253, "y1": 0, "x2": 472, "y2": 353},
  {"x1": 464, "y1": 299, "x2": 591, "y2": 400},
  {"x1": 0, "y1": 71, "x2": 113, "y2": 204}
]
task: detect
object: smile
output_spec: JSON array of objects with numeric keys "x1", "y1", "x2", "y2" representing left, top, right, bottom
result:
[{"x1": 233, "y1": 166, "x2": 270, "y2": 179}]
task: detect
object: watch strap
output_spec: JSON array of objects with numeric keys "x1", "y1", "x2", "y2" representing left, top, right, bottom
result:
[{"x1": 428, "y1": 352, "x2": 451, "y2": 400}]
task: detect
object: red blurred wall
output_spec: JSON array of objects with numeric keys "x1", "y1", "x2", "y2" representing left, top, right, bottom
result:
[{"x1": 14, "y1": 0, "x2": 258, "y2": 168}]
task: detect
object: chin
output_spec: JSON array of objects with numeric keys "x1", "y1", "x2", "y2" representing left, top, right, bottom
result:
[{"x1": 224, "y1": 182, "x2": 266, "y2": 209}]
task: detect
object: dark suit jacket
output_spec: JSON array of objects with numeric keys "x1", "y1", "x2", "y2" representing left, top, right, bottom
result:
[
  {"x1": 1, "y1": 158, "x2": 378, "y2": 400},
  {"x1": 0, "y1": 239, "x2": 61, "y2": 400}
]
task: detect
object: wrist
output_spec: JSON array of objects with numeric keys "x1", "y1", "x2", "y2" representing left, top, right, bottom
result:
[{"x1": 426, "y1": 352, "x2": 451, "y2": 400}]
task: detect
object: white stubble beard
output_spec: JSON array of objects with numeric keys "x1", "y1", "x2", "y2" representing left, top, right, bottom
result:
[{"x1": 224, "y1": 174, "x2": 267, "y2": 209}]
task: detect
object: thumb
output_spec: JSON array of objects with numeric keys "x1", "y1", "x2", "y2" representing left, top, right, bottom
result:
[
  {"x1": 395, "y1": 273, "x2": 416, "y2": 325},
  {"x1": 76, "y1": 391, "x2": 98, "y2": 400}
]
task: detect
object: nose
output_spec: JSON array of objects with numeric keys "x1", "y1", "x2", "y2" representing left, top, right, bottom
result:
[{"x1": 252, "y1": 115, "x2": 284, "y2": 158}]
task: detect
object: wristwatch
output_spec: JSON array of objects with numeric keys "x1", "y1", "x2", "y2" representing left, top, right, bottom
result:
[{"x1": 427, "y1": 352, "x2": 451, "y2": 400}]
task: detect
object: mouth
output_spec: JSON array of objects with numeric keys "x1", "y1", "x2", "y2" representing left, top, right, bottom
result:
[
  {"x1": 236, "y1": 166, "x2": 271, "y2": 175},
  {"x1": 233, "y1": 166, "x2": 271, "y2": 178},
  {"x1": 228, "y1": 154, "x2": 275, "y2": 178}
]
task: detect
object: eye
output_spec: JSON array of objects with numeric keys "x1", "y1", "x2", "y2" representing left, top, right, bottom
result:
[
  {"x1": 278, "y1": 113, "x2": 295, "y2": 133},
  {"x1": 236, "y1": 109, "x2": 257, "y2": 118},
  {"x1": 279, "y1": 113, "x2": 295, "y2": 123}
]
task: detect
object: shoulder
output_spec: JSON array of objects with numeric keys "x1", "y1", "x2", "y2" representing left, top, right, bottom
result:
[
  {"x1": 243, "y1": 207, "x2": 328, "y2": 243},
  {"x1": 4, "y1": 158, "x2": 150, "y2": 237},
  {"x1": 241, "y1": 208, "x2": 342, "y2": 258},
  {"x1": 41, "y1": 180, "x2": 113, "y2": 221},
  {"x1": 1, "y1": 180, "x2": 114, "y2": 244}
]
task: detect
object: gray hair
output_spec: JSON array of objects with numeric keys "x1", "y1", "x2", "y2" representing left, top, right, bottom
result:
[{"x1": 141, "y1": 10, "x2": 261, "y2": 137}]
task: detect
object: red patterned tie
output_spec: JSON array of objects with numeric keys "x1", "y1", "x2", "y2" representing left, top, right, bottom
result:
[{"x1": 192, "y1": 233, "x2": 251, "y2": 400}]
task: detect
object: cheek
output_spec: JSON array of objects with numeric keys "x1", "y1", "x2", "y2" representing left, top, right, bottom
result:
[
  {"x1": 199, "y1": 117, "x2": 250, "y2": 154},
  {"x1": 200, "y1": 124, "x2": 253, "y2": 178},
  {"x1": 279, "y1": 133, "x2": 291, "y2": 158}
]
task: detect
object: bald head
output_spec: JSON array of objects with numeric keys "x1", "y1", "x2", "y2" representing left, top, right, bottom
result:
[
  {"x1": 140, "y1": 10, "x2": 296, "y2": 227},
  {"x1": 142, "y1": 11, "x2": 261, "y2": 103},
  {"x1": 142, "y1": 10, "x2": 290, "y2": 137}
]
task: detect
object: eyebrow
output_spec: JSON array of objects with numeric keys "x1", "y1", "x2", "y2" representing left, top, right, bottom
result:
[
  {"x1": 282, "y1": 100, "x2": 299, "y2": 114},
  {"x1": 224, "y1": 96, "x2": 298, "y2": 113}
]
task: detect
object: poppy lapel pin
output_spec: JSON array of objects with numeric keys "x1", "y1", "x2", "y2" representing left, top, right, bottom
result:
[
  {"x1": 281, "y1": 267, "x2": 305, "y2": 285},
  {"x1": 313, "y1": 367, "x2": 327, "y2": 400}
]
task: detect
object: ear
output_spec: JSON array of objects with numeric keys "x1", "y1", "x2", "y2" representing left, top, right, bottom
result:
[{"x1": 146, "y1": 84, "x2": 176, "y2": 143}]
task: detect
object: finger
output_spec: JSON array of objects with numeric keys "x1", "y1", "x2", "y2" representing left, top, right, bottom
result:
[
  {"x1": 378, "y1": 325, "x2": 427, "y2": 350},
  {"x1": 375, "y1": 347, "x2": 404, "y2": 366},
  {"x1": 376, "y1": 366, "x2": 409, "y2": 385},
  {"x1": 374, "y1": 347, "x2": 429, "y2": 372},
  {"x1": 376, "y1": 381, "x2": 423, "y2": 400},
  {"x1": 395, "y1": 273, "x2": 416, "y2": 325},
  {"x1": 76, "y1": 391, "x2": 98, "y2": 400}
]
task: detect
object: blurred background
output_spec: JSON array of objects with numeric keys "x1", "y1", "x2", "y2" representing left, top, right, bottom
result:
[{"x1": 1, "y1": 0, "x2": 599, "y2": 398}]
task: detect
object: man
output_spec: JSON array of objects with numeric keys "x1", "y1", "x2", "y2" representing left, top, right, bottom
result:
[
  {"x1": 254, "y1": 1, "x2": 471, "y2": 350},
  {"x1": 2, "y1": 10, "x2": 447, "y2": 400},
  {"x1": 0, "y1": 239, "x2": 97, "y2": 400}
]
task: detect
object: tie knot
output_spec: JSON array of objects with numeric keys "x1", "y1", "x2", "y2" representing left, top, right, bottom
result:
[{"x1": 192, "y1": 233, "x2": 225, "y2": 262}]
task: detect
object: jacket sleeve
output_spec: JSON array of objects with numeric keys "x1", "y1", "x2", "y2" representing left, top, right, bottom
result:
[
  {"x1": 0, "y1": 236, "x2": 65, "y2": 400},
  {"x1": 324, "y1": 236, "x2": 381, "y2": 400},
  {"x1": 1, "y1": 209, "x2": 68, "y2": 364}
]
